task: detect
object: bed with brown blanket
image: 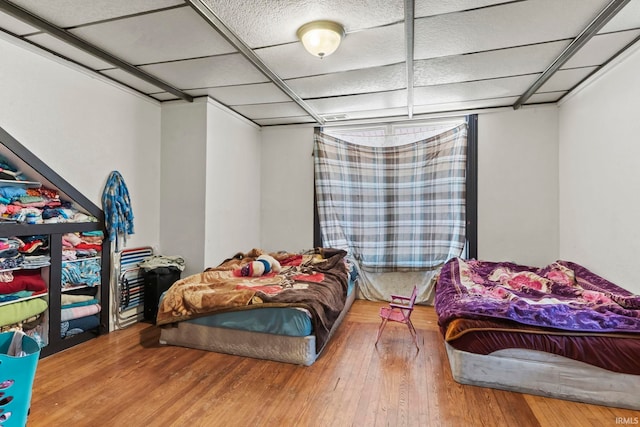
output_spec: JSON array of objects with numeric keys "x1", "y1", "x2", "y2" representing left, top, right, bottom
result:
[
  {"x1": 435, "y1": 257, "x2": 640, "y2": 410},
  {"x1": 158, "y1": 248, "x2": 356, "y2": 365}
]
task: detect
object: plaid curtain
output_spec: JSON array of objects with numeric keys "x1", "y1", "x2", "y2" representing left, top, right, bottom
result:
[{"x1": 314, "y1": 123, "x2": 467, "y2": 272}]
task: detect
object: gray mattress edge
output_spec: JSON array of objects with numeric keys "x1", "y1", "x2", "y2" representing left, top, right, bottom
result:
[
  {"x1": 159, "y1": 287, "x2": 356, "y2": 366},
  {"x1": 445, "y1": 342, "x2": 640, "y2": 410}
]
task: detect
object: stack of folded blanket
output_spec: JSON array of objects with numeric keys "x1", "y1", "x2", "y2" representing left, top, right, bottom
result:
[
  {"x1": 60, "y1": 287, "x2": 100, "y2": 338},
  {"x1": 0, "y1": 156, "x2": 97, "y2": 224},
  {"x1": 0, "y1": 269, "x2": 48, "y2": 335}
]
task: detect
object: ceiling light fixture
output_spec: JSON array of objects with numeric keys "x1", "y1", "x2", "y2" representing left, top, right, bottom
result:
[{"x1": 297, "y1": 20, "x2": 345, "y2": 59}]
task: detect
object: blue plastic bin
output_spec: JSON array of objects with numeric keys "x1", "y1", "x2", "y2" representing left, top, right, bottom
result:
[{"x1": 0, "y1": 332, "x2": 41, "y2": 427}]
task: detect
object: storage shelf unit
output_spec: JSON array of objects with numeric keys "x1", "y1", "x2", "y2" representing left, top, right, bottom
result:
[{"x1": 0, "y1": 125, "x2": 110, "y2": 358}]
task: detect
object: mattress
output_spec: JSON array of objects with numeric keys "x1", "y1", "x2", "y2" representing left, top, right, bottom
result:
[
  {"x1": 446, "y1": 343, "x2": 640, "y2": 410},
  {"x1": 159, "y1": 249, "x2": 356, "y2": 365},
  {"x1": 188, "y1": 306, "x2": 313, "y2": 336},
  {"x1": 159, "y1": 285, "x2": 355, "y2": 366},
  {"x1": 444, "y1": 317, "x2": 640, "y2": 374},
  {"x1": 184, "y1": 277, "x2": 357, "y2": 337},
  {"x1": 436, "y1": 257, "x2": 640, "y2": 408}
]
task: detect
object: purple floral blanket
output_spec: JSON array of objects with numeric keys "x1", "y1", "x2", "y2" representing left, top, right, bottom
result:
[{"x1": 435, "y1": 258, "x2": 640, "y2": 333}]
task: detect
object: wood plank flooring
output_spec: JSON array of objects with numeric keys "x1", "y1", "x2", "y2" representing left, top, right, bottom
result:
[{"x1": 28, "y1": 301, "x2": 638, "y2": 426}]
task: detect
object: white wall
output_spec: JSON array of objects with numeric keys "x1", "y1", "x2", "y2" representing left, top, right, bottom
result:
[
  {"x1": 260, "y1": 126, "x2": 315, "y2": 252},
  {"x1": 558, "y1": 41, "x2": 640, "y2": 294},
  {"x1": 160, "y1": 100, "x2": 208, "y2": 274},
  {"x1": 0, "y1": 33, "x2": 161, "y2": 251},
  {"x1": 160, "y1": 98, "x2": 262, "y2": 276},
  {"x1": 204, "y1": 100, "x2": 262, "y2": 268},
  {"x1": 478, "y1": 106, "x2": 559, "y2": 266}
]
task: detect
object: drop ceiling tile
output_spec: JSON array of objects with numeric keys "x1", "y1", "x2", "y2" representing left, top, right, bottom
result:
[
  {"x1": 599, "y1": 0, "x2": 640, "y2": 33},
  {"x1": 201, "y1": 0, "x2": 403, "y2": 48},
  {"x1": 140, "y1": 54, "x2": 269, "y2": 89},
  {"x1": 100, "y1": 68, "x2": 168, "y2": 94},
  {"x1": 414, "y1": 0, "x2": 609, "y2": 60},
  {"x1": 306, "y1": 90, "x2": 407, "y2": 115},
  {"x1": 413, "y1": 75, "x2": 538, "y2": 106},
  {"x1": 537, "y1": 67, "x2": 598, "y2": 92},
  {"x1": 286, "y1": 63, "x2": 406, "y2": 98},
  {"x1": 0, "y1": 10, "x2": 38, "y2": 35},
  {"x1": 187, "y1": 83, "x2": 291, "y2": 105},
  {"x1": 562, "y1": 29, "x2": 640, "y2": 68},
  {"x1": 9, "y1": 0, "x2": 185, "y2": 28},
  {"x1": 415, "y1": 1, "x2": 514, "y2": 18},
  {"x1": 69, "y1": 7, "x2": 235, "y2": 65},
  {"x1": 26, "y1": 33, "x2": 113, "y2": 70},
  {"x1": 413, "y1": 97, "x2": 519, "y2": 115},
  {"x1": 324, "y1": 107, "x2": 408, "y2": 122},
  {"x1": 149, "y1": 92, "x2": 180, "y2": 101},
  {"x1": 256, "y1": 24, "x2": 405, "y2": 80},
  {"x1": 526, "y1": 91, "x2": 567, "y2": 104},
  {"x1": 232, "y1": 102, "x2": 310, "y2": 119},
  {"x1": 254, "y1": 116, "x2": 317, "y2": 126},
  {"x1": 414, "y1": 41, "x2": 568, "y2": 86}
]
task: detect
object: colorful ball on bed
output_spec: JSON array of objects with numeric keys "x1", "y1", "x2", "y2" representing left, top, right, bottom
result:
[
  {"x1": 257, "y1": 254, "x2": 281, "y2": 274},
  {"x1": 233, "y1": 255, "x2": 281, "y2": 277}
]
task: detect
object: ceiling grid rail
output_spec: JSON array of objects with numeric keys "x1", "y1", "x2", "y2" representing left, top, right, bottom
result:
[
  {"x1": 186, "y1": 0, "x2": 326, "y2": 125},
  {"x1": 513, "y1": 0, "x2": 631, "y2": 109},
  {"x1": 405, "y1": 0, "x2": 415, "y2": 119},
  {"x1": 0, "y1": 0, "x2": 193, "y2": 102}
]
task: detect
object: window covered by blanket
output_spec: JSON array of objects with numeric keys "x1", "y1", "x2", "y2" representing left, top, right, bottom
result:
[{"x1": 314, "y1": 119, "x2": 470, "y2": 301}]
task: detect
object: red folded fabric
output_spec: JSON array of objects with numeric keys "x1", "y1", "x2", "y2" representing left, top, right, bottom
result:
[
  {"x1": 0, "y1": 281, "x2": 24, "y2": 294},
  {"x1": 0, "y1": 269, "x2": 47, "y2": 294},
  {"x1": 74, "y1": 243, "x2": 102, "y2": 251}
]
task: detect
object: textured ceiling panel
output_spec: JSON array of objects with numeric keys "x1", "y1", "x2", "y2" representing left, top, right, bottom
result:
[
  {"x1": 2, "y1": 0, "x2": 637, "y2": 126},
  {"x1": 415, "y1": 0, "x2": 514, "y2": 18},
  {"x1": 413, "y1": 42, "x2": 568, "y2": 86},
  {"x1": 256, "y1": 24, "x2": 405, "y2": 79},
  {"x1": 69, "y1": 6, "x2": 236, "y2": 65},
  {"x1": 140, "y1": 54, "x2": 270, "y2": 89},
  {"x1": 414, "y1": 0, "x2": 608, "y2": 60},
  {"x1": 413, "y1": 75, "x2": 537, "y2": 106},
  {"x1": 413, "y1": 97, "x2": 519, "y2": 114},
  {"x1": 149, "y1": 92, "x2": 180, "y2": 101},
  {"x1": 9, "y1": 0, "x2": 185, "y2": 28},
  {"x1": 537, "y1": 67, "x2": 598, "y2": 93},
  {"x1": 231, "y1": 101, "x2": 310, "y2": 119},
  {"x1": 100, "y1": 68, "x2": 168, "y2": 94},
  {"x1": 562, "y1": 29, "x2": 640, "y2": 69},
  {"x1": 0, "y1": 9, "x2": 37, "y2": 35},
  {"x1": 599, "y1": 0, "x2": 640, "y2": 33},
  {"x1": 286, "y1": 63, "x2": 406, "y2": 99},
  {"x1": 306, "y1": 90, "x2": 407, "y2": 114},
  {"x1": 200, "y1": 0, "x2": 403, "y2": 48},
  {"x1": 327, "y1": 107, "x2": 408, "y2": 121},
  {"x1": 526, "y1": 92, "x2": 566, "y2": 104},
  {"x1": 254, "y1": 116, "x2": 317, "y2": 126},
  {"x1": 187, "y1": 83, "x2": 292, "y2": 106},
  {"x1": 26, "y1": 33, "x2": 113, "y2": 70}
]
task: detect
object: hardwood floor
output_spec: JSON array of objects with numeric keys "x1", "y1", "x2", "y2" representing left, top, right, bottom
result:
[{"x1": 28, "y1": 301, "x2": 637, "y2": 426}]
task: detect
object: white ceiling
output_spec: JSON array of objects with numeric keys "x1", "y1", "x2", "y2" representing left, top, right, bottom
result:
[{"x1": 0, "y1": 0, "x2": 638, "y2": 127}]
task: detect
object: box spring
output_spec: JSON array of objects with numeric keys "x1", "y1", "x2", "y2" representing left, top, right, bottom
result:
[
  {"x1": 159, "y1": 287, "x2": 356, "y2": 366},
  {"x1": 445, "y1": 342, "x2": 640, "y2": 410}
]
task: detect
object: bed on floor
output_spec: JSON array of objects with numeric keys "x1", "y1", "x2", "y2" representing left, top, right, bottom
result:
[
  {"x1": 158, "y1": 248, "x2": 356, "y2": 366},
  {"x1": 435, "y1": 257, "x2": 640, "y2": 410}
]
